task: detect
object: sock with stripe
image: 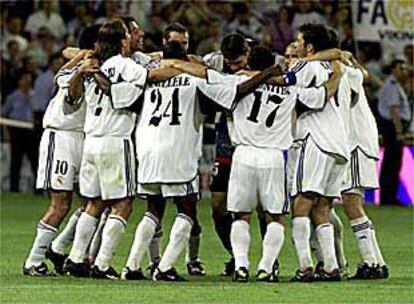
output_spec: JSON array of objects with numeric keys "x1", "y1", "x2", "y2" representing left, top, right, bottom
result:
[
  {"x1": 126, "y1": 213, "x2": 158, "y2": 271},
  {"x1": 148, "y1": 230, "x2": 162, "y2": 265},
  {"x1": 292, "y1": 217, "x2": 313, "y2": 270},
  {"x1": 258, "y1": 222, "x2": 284, "y2": 273},
  {"x1": 329, "y1": 208, "x2": 347, "y2": 269},
  {"x1": 369, "y1": 220, "x2": 386, "y2": 266},
  {"x1": 68, "y1": 212, "x2": 99, "y2": 263},
  {"x1": 51, "y1": 208, "x2": 83, "y2": 255},
  {"x1": 350, "y1": 216, "x2": 377, "y2": 265},
  {"x1": 25, "y1": 221, "x2": 58, "y2": 268},
  {"x1": 88, "y1": 208, "x2": 110, "y2": 261},
  {"x1": 316, "y1": 223, "x2": 339, "y2": 272},
  {"x1": 230, "y1": 220, "x2": 250, "y2": 270},
  {"x1": 158, "y1": 214, "x2": 193, "y2": 272},
  {"x1": 95, "y1": 214, "x2": 127, "y2": 271}
]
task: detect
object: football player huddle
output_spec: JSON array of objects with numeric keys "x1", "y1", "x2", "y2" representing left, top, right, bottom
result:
[{"x1": 23, "y1": 17, "x2": 388, "y2": 283}]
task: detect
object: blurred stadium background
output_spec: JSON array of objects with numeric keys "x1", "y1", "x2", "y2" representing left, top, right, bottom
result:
[{"x1": 0, "y1": 0, "x2": 413, "y2": 204}]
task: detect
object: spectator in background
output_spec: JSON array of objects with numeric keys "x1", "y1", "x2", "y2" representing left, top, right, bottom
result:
[
  {"x1": 196, "y1": 18, "x2": 221, "y2": 56},
  {"x1": 269, "y1": 5, "x2": 294, "y2": 54},
  {"x1": 291, "y1": 0, "x2": 326, "y2": 35},
  {"x1": 32, "y1": 52, "x2": 64, "y2": 143},
  {"x1": 67, "y1": 2, "x2": 93, "y2": 39},
  {"x1": 22, "y1": 55, "x2": 41, "y2": 80},
  {"x1": 377, "y1": 60, "x2": 411, "y2": 205},
  {"x1": 340, "y1": 22, "x2": 356, "y2": 55},
  {"x1": 27, "y1": 27, "x2": 60, "y2": 70},
  {"x1": 24, "y1": 0, "x2": 66, "y2": 42},
  {"x1": 1, "y1": 40, "x2": 23, "y2": 101},
  {"x1": 227, "y1": 2, "x2": 263, "y2": 41},
  {"x1": 1, "y1": 14, "x2": 29, "y2": 53},
  {"x1": 2, "y1": 69, "x2": 37, "y2": 192},
  {"x1": 404, "y1": 44, "x2": 414, "y2": 71}
]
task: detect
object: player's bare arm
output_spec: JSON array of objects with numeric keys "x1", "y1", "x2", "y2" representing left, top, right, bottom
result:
[
  {"x1": 162, "y1": 59, "x2": 207, "y2": 78},
  {"x1": 67, "y1": 58, "x2": 100, "y2": 103},
  {"x1": 236, "y1": 65, "x2": 284, "y2": 99},
  {"x1": 148, "y1": 67, "x2": 183, "y2": 82},
  {"x1": 323, "y1": 60, "x2": 343, "y2": 98}
]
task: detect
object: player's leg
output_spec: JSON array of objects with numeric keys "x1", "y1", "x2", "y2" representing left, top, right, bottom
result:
[
  {"x1": 154, "y1": 194, "x2": 197, "y2": 281},
  {"x1": 87, "y1": 207, "x2": 110, "y2": 264},
  {"x1": 211, "y1": 161, "x2": 234, "y2": 275},
  {"x1": 123, "y1": 194, "x2": 165, "y2": 280},
  {"x1": 311, "y1": 197, "x2": 340, "y2": 281},
  {"x1": 186, "y1": 217, "x2": 205, "y2": 275},
  {"x1": 329, "y1": 207, "x2": 348, "y2": 277},
  {"x1": 24, "y1": 130, "x2": 80, "y2": 276},
  {"x1": 256, "y1": 158, "x2": 287, "y2": 282},
  {"x1": 227, "y1": 158, "x2": 257, "y2": 282},
  {"x1": 92, "y1": 197, "x2": 133, "y2": 279},
  {"x1": 147, "y1": 198, "x2": 166, "y2": 272},
  {"x1": 23, "y1": 190, "x2": 73, "y2": 276},
  {"x1": 231, "y1": 212, "x2": 251, "y2": 283},
  {"x1": 65, "y1": 199, "x2": 105, "y2": 277},
  {"x1": 343, "y1": 190, "x2": 387, "y2": 279}
]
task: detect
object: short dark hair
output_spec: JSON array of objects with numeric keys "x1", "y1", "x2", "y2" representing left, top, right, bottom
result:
[
  {"x1": 162, "y1": 40, "x2": 187, "y2": 60},
  {"x1": 95, "y1": 20, "x2": 127, "y2": 61},
  {"x1": 326, "y1": 27, "x2": 340, "y2": 49},
  {"x1": 163, "y1": 22, "x2": 188, "y2": 40},
  {"x1": 248, "y1": 46, "x2": 274, "y2": 71},
  {"x1": 390, "y1": 59, "x2": 406, "y2": 70},
  {"x1": 78, "y1": 24, "x2": 101, "y2": 50},
  {"x1": 15, "y1": 68, "x2": 31, "y2": 82},
  {"x1": 221, "y1": 33, "x2": 248, "y2": 61},
  {"x1": 299, "y1": 23, "x2": 331, "y2": 53},
  {"x1": 121, "y1": 16, "x2": 140, "y2": 32}
]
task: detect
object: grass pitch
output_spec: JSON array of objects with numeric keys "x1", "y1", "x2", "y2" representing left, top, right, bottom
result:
[{"x1": 1, "y1": 193, "x2": 413, "y2": 303}]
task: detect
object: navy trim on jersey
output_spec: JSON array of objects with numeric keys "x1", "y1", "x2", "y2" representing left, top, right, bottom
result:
[
  {"x1": 290, "y1": 60, "x2": 307, "y2": 73},
  {"x1": 44, "y1": 131, "x2": 56, "y2": 189},
  {"x1": 282, "y1": 150, "x2": 290, "y2": 214},
  {"x1": 123, "y1": 139, "x2": 133, "y2": 197}
]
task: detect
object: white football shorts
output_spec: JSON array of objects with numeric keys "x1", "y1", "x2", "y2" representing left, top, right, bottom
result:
[
  {"x1": 36, "y1": 129, "x2": 84, "y2": 191},
  {"x1": 137, "y1": 177, "x2": 199, "y2": 198},
  {"x1": 227, "y1": 146, "x2": 289, "y2": 214},
  {"x1": 342, "y1": 147, "x2": 379, "y2": 194},
  {"x1": 291, "y1": 136, "x2": 347, "y2": 198},
  {"x1": 79, "y1": 137, "x2": 136, "y2": 200}
]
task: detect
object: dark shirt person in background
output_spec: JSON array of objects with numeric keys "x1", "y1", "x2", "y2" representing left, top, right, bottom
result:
[
  {"x1": 2, "y1": 68, "x2": 38, "y2": 192},
  {"x1": 377, "y1": 60, "x2": 411, "y2": 205}
]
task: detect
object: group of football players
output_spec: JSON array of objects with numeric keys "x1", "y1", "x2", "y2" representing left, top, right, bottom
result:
[{"x1": 22, "y1": 16, "x2": 389, "y2": 283}]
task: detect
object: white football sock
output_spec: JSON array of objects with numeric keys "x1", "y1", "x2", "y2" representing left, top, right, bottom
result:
[
  {"x1": 25, "y1": 221, "x2": 58, "y2": 268},
  {"x1": 329, "y1": 208, "x2": 347, "y2": 268},
  {"x1": 51, "y1": 208, "x2": 82, "y2": 255},
  {"x1": 126, "y1": 212, "x2": 158, "y2": 271},
  {"x1": 316, "y1": 223, "x2": 339, "y2": 272},
  {"x1": 158, "y1": 214, "x2": 193, "y2": 272},
  {"x1": 309, "y1": 225, "x2": 323, "y2": 263},
  {"x1": 230, "y1": 220, "x2": 250, "y2": 270},
  {"x1": 292, "y1": 217, "x2": 313, "y2": 270},
  {"x1": 88, "y1": 209, "x2": 110, "y2": 261},
  {"x1": 350, "y1": 216, "x2": 377, "y2": 265},
  {"x1": 94, "y1": 215, "x2": 127, "y2": 271},
  {"x1": 68, "y1": 212, "x2": 98, "y2": 263},
  {"x1": 369, "y1": 220, "x2": 386, "y2": 266},
  {"x1": 258, "y1": 222, "x2": 284, "y2": 273},
  {"x1": 186, "y1": 234, "x2": 201, "y2": 263},
  {"x1": 148, "y1": 234, "x2": 161, "y2": 264}
]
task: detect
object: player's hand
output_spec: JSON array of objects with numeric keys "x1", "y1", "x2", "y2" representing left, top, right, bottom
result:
[
  {"x1": 331, "y1": 60, "x2": 343, "y2": 76},
  {"x1": 79, "y1": 58, "x2": 100, "y2": 75},
  {"x1": 267, "y1": 64, "x2": 283, "y2": 77},
  {"x1": 340, "y1": 51, "x2": 353, "y2": 66},
  {"x1": 160, "y1": 59, "x2": 179, "y2": 68},
  {"x1": 83, "y1": 50, "x2": 95, "y2": 59}
]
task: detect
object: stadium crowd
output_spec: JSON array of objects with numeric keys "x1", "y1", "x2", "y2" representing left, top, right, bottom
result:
[{"x1": 0, "y1": 0, "x2": 413, "y2": 284}]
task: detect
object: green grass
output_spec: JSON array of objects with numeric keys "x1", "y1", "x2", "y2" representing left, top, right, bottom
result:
[{"x1": 1, "y1": 192, "x2": 413, "y2": 304}]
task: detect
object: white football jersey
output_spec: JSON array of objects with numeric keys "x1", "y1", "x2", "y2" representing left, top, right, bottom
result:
[
  {"x1": 42, "y1": 68, "x2": 86, "y2": 131},
  {"x1": 136, "y1": 70, "x2": 237, "y2": 183},
  {"x1": 346, "y1": 68, "x2": 380, "y2": 158},
  {"x1": 83, "y1": 54, "x2": 147, "y2": 138},
  {"x1": 291, "y1": 60, "x2": 350, "y2": 161},
  {"x1": 131, "y1": 51, "x2": 152, "y2": 66}
]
